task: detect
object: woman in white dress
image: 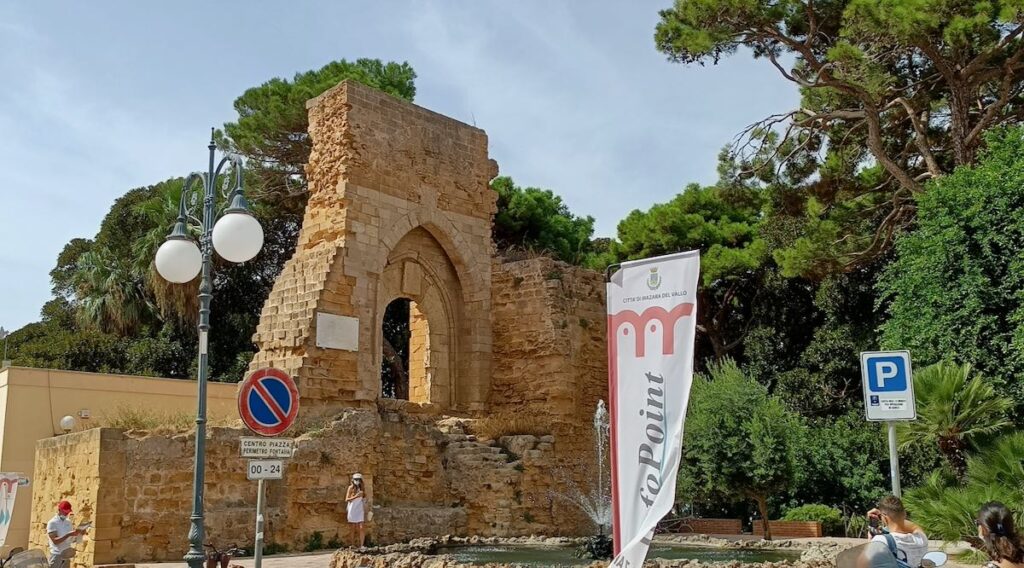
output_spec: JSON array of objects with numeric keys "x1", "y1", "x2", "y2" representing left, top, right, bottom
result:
[{"x1": 345, "y1": 473, "x2": 366, "y2": 548}]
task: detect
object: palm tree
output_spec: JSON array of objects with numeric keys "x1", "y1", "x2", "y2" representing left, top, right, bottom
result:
[
  {"x1": 967, "y1": 430, "x2": 1024, "y2": 490},
  {"x1": 897, "y1": 361, "x2": 1013, "y2": 480},
  {"x1": 72, "y1": 249, "x2": 154, "y2": 335},
  {"x1": 904, "y1": 432, "x2": 1024, "y2": 547},
  {"x1": 133, "y1": 180, "x2": 200, "y2": 325}
]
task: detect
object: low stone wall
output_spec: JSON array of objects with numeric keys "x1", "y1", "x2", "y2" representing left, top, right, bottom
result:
[
  {"x1": 30, "y1": 409, "x2": 598, "y2": 565},
  {"x1": 30, "y1": 429, "x2": 105, "y2": 565},
  {"x1": 752, "y1": 521, "x2": 823, "y2": 538},
  {"x1": 372, "y1": 506, "x2": 467, "y2": 545},
  {"x1": 676, "y1": 518, "x2": 743, "y2": 535}
]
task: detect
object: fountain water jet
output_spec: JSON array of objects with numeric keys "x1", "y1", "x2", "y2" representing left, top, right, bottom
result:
[{"x1": 548, "y1": 400, "x2": 613, "y2": 559}]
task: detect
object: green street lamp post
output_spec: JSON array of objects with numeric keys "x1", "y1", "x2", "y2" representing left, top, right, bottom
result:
[{"x1": 154, "y1": 132, "x2": 264, "y2": 568}]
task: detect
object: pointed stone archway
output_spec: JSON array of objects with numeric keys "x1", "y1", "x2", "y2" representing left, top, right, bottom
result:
[{"x1": 376, "y1": 227, "x2": 462, "y2": 406}]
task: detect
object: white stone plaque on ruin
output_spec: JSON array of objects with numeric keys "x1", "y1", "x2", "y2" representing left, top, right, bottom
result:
[{"x1": 315, "y1": 312, "x2": 359, "y2": 351}]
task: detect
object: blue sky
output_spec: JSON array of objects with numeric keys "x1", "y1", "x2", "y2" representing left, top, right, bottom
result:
[{"x1": 0, "y1": 1, "x2": 797, "y2": 331}]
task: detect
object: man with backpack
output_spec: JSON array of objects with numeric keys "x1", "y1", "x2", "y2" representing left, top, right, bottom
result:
[{"x1": 866, "y1": 495, "x2": 930, "y2": 568}]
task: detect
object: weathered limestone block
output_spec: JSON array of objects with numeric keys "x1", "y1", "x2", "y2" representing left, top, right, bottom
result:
[
  {"x1": 490, "y1": 257, "x2": 608, "y2": 422},
  {"x1": 497, "y1": 435, "x2": 538, "y2": 459}
]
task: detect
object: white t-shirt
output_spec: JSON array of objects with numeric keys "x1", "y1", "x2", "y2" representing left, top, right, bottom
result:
[
  {"x1": 46, "y1": 514, "x2": 73, "y2": 557},
  {"x1": 872, "y1": 531, "x2": 929, "y2": 568}
]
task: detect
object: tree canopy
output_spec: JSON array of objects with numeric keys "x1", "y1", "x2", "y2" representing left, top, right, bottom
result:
[
  {"x1": 679, "y1": 359, "x2": 804, "y2": 540},
  {"x1": 657, "y1": 0, "x2": 1024, "y2": 273},
  {"x1": 879, "y1": 126, "x2": 1024, "y2": 405},
  {"x1": 491, "y1": 176, "x2": 596, "y2": 264},
  {"x1": 599, "y1": 181, "x2": 774, "y2": 361},
  {"x1": 220, "y1": 59, "x2": 417, "y2": 216}
]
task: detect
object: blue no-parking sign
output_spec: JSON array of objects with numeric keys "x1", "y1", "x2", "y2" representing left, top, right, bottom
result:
[{"x1": 860, "y1": 351, "x2": 916, "y2": 421}]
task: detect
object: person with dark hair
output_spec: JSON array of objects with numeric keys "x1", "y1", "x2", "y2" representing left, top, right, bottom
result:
[
  {"x1": 977, "y1": 502, "x2": 1024, "y2": 568},
  {"x1": 867, "y1": 495, "x2": 929, "y2": 568}
]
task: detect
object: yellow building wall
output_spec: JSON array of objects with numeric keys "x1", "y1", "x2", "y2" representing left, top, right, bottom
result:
[{"x1": 0, "y1": 367, "x2": 239, "y2": 553}]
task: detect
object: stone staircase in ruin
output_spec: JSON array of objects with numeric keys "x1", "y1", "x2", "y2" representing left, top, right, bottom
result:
[
  {"x1": 445, "y1": 434, "x2": 518, "y2": 467},
  {"x1": 372, "y1": 415, "x2": 557, "y2": 540},
  {"x1": 437, "y1": 419, "x2": 543, "y2": 535}
]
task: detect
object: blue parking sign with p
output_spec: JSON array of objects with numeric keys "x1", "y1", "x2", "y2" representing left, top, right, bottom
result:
[
  {"x1": 866, "y1": 356, "x2": 908, "y2": 392},
  {"x1": 861, "y1": 350, "x2": 916, "y2": 421}
]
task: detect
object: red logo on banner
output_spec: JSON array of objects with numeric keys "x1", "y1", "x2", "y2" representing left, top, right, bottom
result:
[{"x1": 608, "y1": 303, "x2": 694, "y2": 357}]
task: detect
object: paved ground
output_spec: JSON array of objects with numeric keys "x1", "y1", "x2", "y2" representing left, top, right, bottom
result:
[{"x1": 134, "y1": 550, "x2": 334, "y2": 568}]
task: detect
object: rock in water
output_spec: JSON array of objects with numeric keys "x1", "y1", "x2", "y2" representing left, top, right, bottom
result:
[{"x1": 575, "y1": 534, "x2": 613, "y2": 559}]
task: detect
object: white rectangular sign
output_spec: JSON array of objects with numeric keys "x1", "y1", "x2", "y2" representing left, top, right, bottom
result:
[
  {"x1": 607, "y1": 250, "x2": 700, "y2": 568},
  {"x1": 240, "y1": 437, "x2": 294, "y2": 458},
  {"x1": 861, "y1": 351, "x2": 916, "y2": 421},
  {"x1": 315, "y1": 312, "x2": 359, "y2": 351},
  {"x1": 247, "y1": 460, "x2": 283, "y2": 480}
]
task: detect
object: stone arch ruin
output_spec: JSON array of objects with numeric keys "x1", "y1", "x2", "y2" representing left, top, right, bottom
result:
[
  {"x1": 250, "y1": 80, "x2": 497, "y2": 413},
  {"x1": 25, "y1": 80, "x2": 614, "y2": 563}
]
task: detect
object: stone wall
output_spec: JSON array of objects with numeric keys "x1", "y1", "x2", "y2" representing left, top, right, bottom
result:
[
  {"x1": 488, "y1": 256, "x2": 610, "y2": 535},
  {"x1": 490, "y1": 257, "x2": 607, "y2": 421},
  {"x1": 30, "y1": 429, "x2": 104, "y2": 565},
  {"x1": 30, "y1": 408, "x2": 595, "y2": 565},
  {"x1": 31, "y1": 428, "x2": 264, "y2": 565}
]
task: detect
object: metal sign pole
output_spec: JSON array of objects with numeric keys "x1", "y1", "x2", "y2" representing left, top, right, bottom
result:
[
  {"x1": 254, "y1": 478, "x2": 265, "y2": 568},
  {"x1": 887, "y1": 422, "x2": 901, "y2": 497}
]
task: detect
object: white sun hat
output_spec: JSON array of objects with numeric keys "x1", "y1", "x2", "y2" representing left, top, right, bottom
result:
[{"x1": 352, "y1": 473, "x2": 363, "y2": 480}]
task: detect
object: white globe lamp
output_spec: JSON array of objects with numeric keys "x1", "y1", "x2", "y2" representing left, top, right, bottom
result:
[
  {"x1": 60, "y1": 415, "x2": 75, "y2": 434},
  {"x1": 212, "y1": 195, "x2": 263, "y2": 263},
  {"x1": 155, "y1": 235, "x2": 202, "y2": 283}
]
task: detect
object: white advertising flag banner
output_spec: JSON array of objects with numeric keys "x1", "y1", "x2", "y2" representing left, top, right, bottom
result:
[
  {"x1": 606, "y1": 250, "x2": 699, "y2": 568},
  {"x1": 0, "y1": 473, "x2": 20, "y2": 547}
]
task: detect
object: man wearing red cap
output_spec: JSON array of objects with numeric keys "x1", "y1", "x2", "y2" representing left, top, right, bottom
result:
[{"x1": 46, "y1": 501, "x2": 81, "y2": 568}]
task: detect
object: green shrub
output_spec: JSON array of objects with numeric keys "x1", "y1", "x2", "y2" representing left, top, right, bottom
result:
[
  {"x1": 904, "y1": 432, "x2": 1024, "y2": 546},
  {"x1": 783, "y1": 504, "x2": 844, "y2": 536},
  {"x1": 304, "y1": 531, "x2": 324, "y2": 552},
  {"x1": 327, "y1": 533, "x2": 343, "y2": 549},
  {"x1": 956, "y1": 549, "x2": 990, "y2": 565},
  {"x1": 845, "y1": 514, "x2": 869, "y2": 539}
]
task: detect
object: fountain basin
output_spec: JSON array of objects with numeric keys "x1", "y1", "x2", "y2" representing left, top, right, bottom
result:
[
  {"x1": 328, "y1": 537, "x2": 818, "y2": 568},
  {"x1": 436, "y1": 544, "x2": 802, "y2": 566}
]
